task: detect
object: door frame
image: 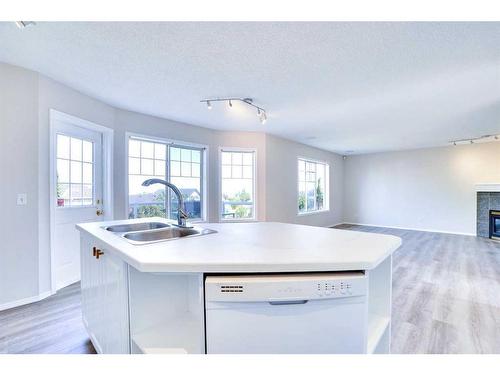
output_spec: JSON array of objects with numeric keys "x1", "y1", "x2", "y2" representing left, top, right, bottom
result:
[{"x1": 49, "y1": 109, "x2": 114, "y2": 294}]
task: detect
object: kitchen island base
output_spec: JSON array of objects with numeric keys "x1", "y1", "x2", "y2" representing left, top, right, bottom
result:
[{"x1": 80, "y1": 234, "x2": 392, "y2": 354}]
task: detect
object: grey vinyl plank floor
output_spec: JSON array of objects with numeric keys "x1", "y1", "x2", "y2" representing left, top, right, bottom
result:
[
  {"x1": 1, "y1": 225, "x2": 499, "y2": 354},
  {"x1": 0, "y1": 282, "x2": 95, "y2": 354},
  {"x1": 335, "y1": 224, "x2": 500, "y2": 354}
]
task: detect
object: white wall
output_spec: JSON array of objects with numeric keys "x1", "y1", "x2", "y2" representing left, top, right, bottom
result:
[
  {"x1": 0, "y1": 63, "x2": 39, "y2": 307},
  {"x1": 1, "y1": 62, "x2": 344, "y2": 309},
  {"x1": 265, "y1": 135, "x2": 344, "y2": 227},
  {"x1": 343, "y1": 142, "x2": 500, "y2": 235}
]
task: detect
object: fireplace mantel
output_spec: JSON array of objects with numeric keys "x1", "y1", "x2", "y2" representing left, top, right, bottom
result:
[{"x1": 476, "y1": 183, "x2": 500, "y2": 192}]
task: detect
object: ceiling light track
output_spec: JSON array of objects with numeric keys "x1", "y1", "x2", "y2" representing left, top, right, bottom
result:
[
  {"x1": 15, "y1": 21, "x2": 36, "y2": 29},
  {"x1": 450, "y1": 134, "x2": 499, "y2": 146},
  {"x1": 200, "y1": 97, "x2": 268, "y2": 124}
]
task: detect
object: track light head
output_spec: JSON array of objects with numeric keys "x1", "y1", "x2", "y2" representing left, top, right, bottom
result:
[
  {"x1": 206, "y1": 100, "x2": 212, "y2": 110},
  {"x1": 257, "y1": 108, "x2": 261, "y2": 116},
  {"x1": 15, "y1": 21, "x2": 36, "y2": 29},
  {"x1": 228, "y1": 100, "x2": 233, "y2": 108},
  {"x1": 260, "y1": 112, "x2": 267, "y2": 124}
]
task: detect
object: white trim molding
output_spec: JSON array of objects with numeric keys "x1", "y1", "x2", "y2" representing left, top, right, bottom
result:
[
  {"x1": 0, "y1": 291, "x2": 53, "y2": 312},
  {"x1": 339, "y1": 222, "x2": 475, "y2": 237},
  {"x1": 49, "y1": 109, "x2": 114, "y2": 294},
  {"x1": 476, "y1": 183, "x2": 500, "y2": 192}
]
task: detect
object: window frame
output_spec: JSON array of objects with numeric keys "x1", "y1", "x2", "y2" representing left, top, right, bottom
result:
[
  {"x1": 218, "y1": 147, "x2": 258, "y2": 222},
  {"x1": 125, "y1": 132, "x2": 208, "y2": 223},
  {"x1": 297, "y1": 156, "x2": 330, "y2": 216}
]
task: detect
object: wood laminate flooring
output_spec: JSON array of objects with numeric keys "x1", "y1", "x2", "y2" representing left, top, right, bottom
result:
[
  {"x1": 336, "y1": 224, "x2": 500, "y2": 354},
  {"x1": 0, "y1": 282, "x2": 95, "y2": 354},
  {"x1": 1, "y1": 225, "x2": 499, "y2": 354}
]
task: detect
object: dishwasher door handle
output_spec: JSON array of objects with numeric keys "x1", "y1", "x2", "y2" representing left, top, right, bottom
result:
[{"x1": 268, "y1": 300, "x2": 309, "y2": 306}]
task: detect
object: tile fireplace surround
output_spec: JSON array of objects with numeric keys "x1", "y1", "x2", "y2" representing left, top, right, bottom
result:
[{"x1": 476, "y1": 184, "x2": 500, "y2": 238}]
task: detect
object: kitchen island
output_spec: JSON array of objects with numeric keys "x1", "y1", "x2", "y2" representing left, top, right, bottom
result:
[{"x1": 76, "y1": 218, "x2": 401, "y2": 354}]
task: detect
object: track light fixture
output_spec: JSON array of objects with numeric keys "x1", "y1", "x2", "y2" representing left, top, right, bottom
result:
[
  {"x1": 200, "y1": 97, "x2": 268, "y2": 124},
  {"x1": 260, "y1": 112, "x2": 267, "y2": 124},
  {"x1": 450, "y1": 134, "x2": 500, "y2": 146},
  {"x1": 15, "y1": 21, "x2": 36, "y2": 29}
]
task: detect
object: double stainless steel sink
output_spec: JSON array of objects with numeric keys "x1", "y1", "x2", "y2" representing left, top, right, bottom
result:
[{"x1": 104, "y1": 221, "x2": 217, "y2": 245}]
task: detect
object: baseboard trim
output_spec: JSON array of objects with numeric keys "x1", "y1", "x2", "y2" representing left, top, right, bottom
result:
[
  {"x1": 339, "y1": 222, "x2": 476, "y2": 236},
  {"x1": 0, "y1": 290, "x2": 53, "y2": 312},
  {"x1": 326, "y1": 222, "x2": 345, "y2": 228}
]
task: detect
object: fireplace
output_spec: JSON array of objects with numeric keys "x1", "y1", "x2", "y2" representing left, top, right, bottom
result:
[
  {"x1": 477, "y1": 190, "x2": 500, "y2": 238},
  {"x1": 490, "y1": 210, "x2": 500, "y2": 240}
]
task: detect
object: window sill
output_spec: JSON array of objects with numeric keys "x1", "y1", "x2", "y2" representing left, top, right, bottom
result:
[
  {"x1": 220, "y1": 218, "x2": 258, "y2": 223},
  {"x1": 297, "y1": 209, "x2": 330, "y2": 217}
]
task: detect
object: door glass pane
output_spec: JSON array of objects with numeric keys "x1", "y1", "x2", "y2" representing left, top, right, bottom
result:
[
  {"x1": 70, "y1": 161, "x2": 82, "y2": 183},
  {"x1": 57, "y1": 159, "x2": 70, "y2": 183},
  {"x1": 82, "y1": 184, "x2": 93, "y2": 199},
  {"x1": 70, "y1": 138, "x2": 82, "y2": 161},
  {"x1": 82, "y1": 140, "x2": 93, "y2": 163},
  {"x1": 57, "y1": 135, "x2": 70, "y2": 159},
  {"x1": 56, "y1": 134, "x2": 95, "y2": 207},
  {"x1": 82, "y1": 163, "x2": 93, "y2": 184}
]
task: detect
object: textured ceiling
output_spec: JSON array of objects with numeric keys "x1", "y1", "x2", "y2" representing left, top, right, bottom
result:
[{"x1": 0, "y1": 22, "x2": 499, "y2": 154}]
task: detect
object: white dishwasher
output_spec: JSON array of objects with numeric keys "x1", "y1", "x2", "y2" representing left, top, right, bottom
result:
[{"x1": 205, "y1": 272, "x2": 368, "y2": 354}]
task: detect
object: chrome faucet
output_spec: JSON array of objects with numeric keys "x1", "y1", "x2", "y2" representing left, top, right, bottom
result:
[{"x1": 141, "y1": 179, "x2": 191, "y2": 228}]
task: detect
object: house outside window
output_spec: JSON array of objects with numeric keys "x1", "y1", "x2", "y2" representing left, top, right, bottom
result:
[
  {"x1": 128, "y1": 135, "x2": 205, "y2": 221},
  {"x1": 220, "y1": 148, "x2": 256, "y2": 221},
  {"x1": 298, "y1": 158, "x2": 329, "y2": 214}
]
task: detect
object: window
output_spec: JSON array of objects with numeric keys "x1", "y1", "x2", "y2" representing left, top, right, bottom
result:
[
  {"x1": 56, "y1": 134, "x2": 94, "y2": 207},
  {"x1": 220, "y1": 149, "x2": 256, "y2": 220},
  {"x1": 128, "y1": 136, "x2": 205, "y2": 221},
  {"x1": 298, "y1": 158, "x2": 329, "y2": 214}
]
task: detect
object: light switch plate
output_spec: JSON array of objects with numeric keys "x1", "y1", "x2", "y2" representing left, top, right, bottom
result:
[{"x1": 17, "y1": 193, "x2": 27, "y2": 205}]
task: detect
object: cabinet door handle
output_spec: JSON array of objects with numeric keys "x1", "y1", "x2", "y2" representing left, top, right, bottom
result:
[
  {"x1": 93, "y1": 247, "x2": 97, "y2": 257},
  {"x1": 95, "y1": 249, "x2": 104, "y2": 259}
]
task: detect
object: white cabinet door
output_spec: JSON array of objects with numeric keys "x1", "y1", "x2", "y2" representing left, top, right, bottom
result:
[
  {"x1": 102, "y1": 251, "x2": 130, "y2": 353},
  {"x1": 80, "y1": 237, "x2": 130, "y2": 354},
  {"x1": 80, "y1": 237, "x2": 105, "y2": 353}
]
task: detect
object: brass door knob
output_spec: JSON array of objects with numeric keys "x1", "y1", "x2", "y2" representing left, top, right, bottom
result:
[{"x1": 96, "y1": 209, "x2": 104, "y2": 216}]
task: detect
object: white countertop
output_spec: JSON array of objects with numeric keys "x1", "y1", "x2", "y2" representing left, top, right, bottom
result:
[{"x1": 76, "y1": 218, "x2": 402, "y2": 273}]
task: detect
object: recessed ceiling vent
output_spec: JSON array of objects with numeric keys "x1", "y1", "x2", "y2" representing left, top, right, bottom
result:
[{"x1": 220, "y1": 285, "x2": 244, "y2": 293}]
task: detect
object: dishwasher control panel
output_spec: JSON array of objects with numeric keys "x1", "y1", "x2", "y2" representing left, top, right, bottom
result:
[{"x1": 205, "y1": 272, "x2": 367, "y2": 303}]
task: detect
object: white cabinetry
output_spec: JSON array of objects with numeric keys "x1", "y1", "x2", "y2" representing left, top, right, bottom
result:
[{"x1": 80, "y1": 235, "x2": 130, "y2": 353}]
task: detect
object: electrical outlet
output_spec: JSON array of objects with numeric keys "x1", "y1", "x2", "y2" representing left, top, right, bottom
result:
[{"x1": 17, "y1": 193, "x2": 27, "y2": 206}]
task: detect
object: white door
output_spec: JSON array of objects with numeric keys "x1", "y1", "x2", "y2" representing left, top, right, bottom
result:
[{"x1": 51, "y1": 116, "x2": 105, "y2": 291}]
